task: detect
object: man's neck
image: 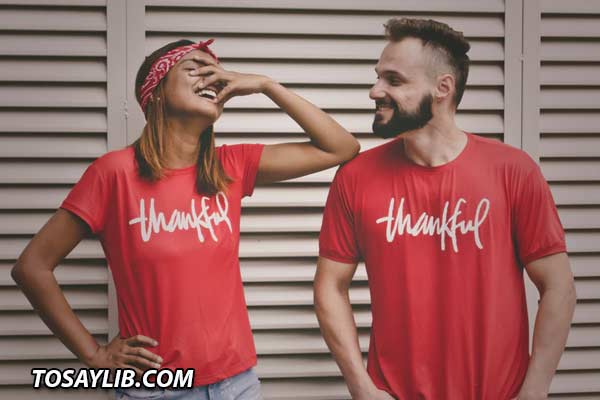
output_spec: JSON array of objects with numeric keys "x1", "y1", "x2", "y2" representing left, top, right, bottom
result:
[{"x1": 400, "y1": 117, "x2": 467, "y2": 168}]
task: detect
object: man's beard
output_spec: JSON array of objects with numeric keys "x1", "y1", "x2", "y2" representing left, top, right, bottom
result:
[{"x1": 372, "y1": 93, "x2": 434, "y2": 139}]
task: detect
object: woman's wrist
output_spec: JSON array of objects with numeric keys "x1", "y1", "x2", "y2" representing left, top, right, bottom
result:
[
  {"x1": 260, "y1": 76, "x2": 280, "y2": 95},
  {"x1": 81, "y1": 342, "x2": 102, "y2": 367}
]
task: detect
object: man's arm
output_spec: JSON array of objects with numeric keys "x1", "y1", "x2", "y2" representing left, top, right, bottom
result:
[
  {"x1": 314, "y1": 256, "x2": 393, "y2": 400},
  {"x1": 517, "y1": 252, "x2": 576, "y2": 399}
]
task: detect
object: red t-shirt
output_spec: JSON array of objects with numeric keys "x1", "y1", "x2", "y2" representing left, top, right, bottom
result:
[
  {"x1": 61, "y1": 143, "x2": 264, "y2": 386},
  {"x1": 319, "y1": 133, "x2": 566, "y2": 400}
]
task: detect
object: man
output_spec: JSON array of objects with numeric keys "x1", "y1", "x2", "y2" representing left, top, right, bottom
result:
[{"x1": 314, "y1": 18, "x2": 576, "y2": 400}]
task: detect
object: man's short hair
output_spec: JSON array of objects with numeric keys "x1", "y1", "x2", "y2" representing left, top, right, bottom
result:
[{"x1": 384, "y1": 18, "x2": 471, "y2": 107}]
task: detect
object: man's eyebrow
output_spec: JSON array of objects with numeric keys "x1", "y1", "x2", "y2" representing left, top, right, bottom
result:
[{"x1": 376, "y1": 68, "x2": 407, "y2": 80}]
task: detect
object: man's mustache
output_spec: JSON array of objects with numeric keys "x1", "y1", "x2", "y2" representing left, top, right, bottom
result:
[{"x1": 375, "y1": 100, "x2": 395, "y2": 108}]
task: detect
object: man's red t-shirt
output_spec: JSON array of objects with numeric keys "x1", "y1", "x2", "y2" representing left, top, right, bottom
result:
[
  {"x1": 61, "y1": 143, "x2": 264, "y2": 386},
  {"x1": 319, "y1": 133, "x2": 566, "y2": 400}
]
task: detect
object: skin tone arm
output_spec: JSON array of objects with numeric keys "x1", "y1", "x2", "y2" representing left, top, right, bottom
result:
[
  {"x1": 11, "y1": 209, "x2": 163, "y2": 377},
  {"x1": 515, "y1": 252, "x2": 577, "y2": 400},
  {"x1": 190, "y1": 61, "x2": 361, "y2": 184},
  {"x1": 314, "y1": 257, "x2": 394, "y2": 400}
]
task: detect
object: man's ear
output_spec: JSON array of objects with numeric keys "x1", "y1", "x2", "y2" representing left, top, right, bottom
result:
[{"x1": 435, "y1": 73, "x2": 455, "y2": 103}]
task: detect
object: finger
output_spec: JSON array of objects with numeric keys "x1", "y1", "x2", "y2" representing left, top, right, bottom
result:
[
  {"x1": 126, "y1": 334, "x2": 158, "y2": 347},
  {"x1": 114, "y1": 361, "x2": 144, "y2": 380},
  {"x1": 191, "y1": 55, "x2": 219, "y2": 68},
  {"x1": 198, "y1": 72, "x2": 231, "y2": 91},
  {"x1": 216, "y1": 85, "x2": 235, "y2": 104},
  {"x1": 125, "y1": 346, "x2": 163, "y2": 364},
  {"x1": 130, "y1": 366, "x2": 145, "y2": 380},
  {"x1": 123, "y1": 354, "x2": 161, "y2": 370},
  {"x1": 189, "y1": 65, "x2": 219, "y2": 77}
]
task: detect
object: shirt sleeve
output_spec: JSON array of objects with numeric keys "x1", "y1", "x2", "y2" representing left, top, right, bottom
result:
[
  {"x1": 319, "y1": 168, "x2": 361, "y2": 264},
  {"x1": 512, "y1": 162, "x2": 567, "y2": 266},
  {"x1": 59, "y1": 160, "x2": 110, "y2": 234},
  {"x1": 224, "y1": 143, "x2": 265, "y2": 197}
]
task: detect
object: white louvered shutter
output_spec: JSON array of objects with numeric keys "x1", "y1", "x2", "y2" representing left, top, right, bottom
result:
[
  {"x1": 539, "y1": 0, "x2": 600, "y2": 397},
  {"x1": 0, "y1": 1, "x2": 110, "y2": 399}
]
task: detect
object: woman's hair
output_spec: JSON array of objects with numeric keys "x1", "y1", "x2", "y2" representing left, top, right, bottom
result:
[{"x1": 133, "y1": 39, "x2": 232, "y2": 195}]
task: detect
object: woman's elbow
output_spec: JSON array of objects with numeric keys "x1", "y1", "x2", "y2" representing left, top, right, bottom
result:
[
  {"x1": 11, "y1": 254, "x2": 42, "y2": 286},
  {"x1": 338, "y1": 136, "x2": 361, "y2": 162},
  {"x1": 567, "y1": 280, "x2": 577, "y2": 309},
  {"x1": 11, "y1": 261, "x2": 27, "y2": 286}
]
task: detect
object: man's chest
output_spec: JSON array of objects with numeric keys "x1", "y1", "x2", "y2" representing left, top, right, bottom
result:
[{"x1": 354, "y1": 177, "x2": 511, "y2": 255}]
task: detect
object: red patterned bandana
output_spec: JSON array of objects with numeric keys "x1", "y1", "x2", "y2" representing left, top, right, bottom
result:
[{"x1": 139, "y1": 39, "x2": 219, "y2": 113}]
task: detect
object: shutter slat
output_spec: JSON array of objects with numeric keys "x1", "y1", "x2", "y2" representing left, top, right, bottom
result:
[
  {"x1": 565, "y1": 232, "x2": 600, "y2": 254},
  {"x1": 0, "y1": 135, "x2": 106, "y2": 158},
  {"x1": 541, "y1": 112, "x2": 600, "y2": 134},
  {"x1": 0, "y1": 287, "x2": 107, "y2": 311},
  {"x1": 0, "y1": 238, "x2": 103, "y2": 260},
  {"x1": 147, "y1": 36, "x2": 504, "y2": 61},
  {"x1": 0, "y1": 187, "x2": 71, "y2": 210},
  {"x1": 241, "y1": 260, "x2": 368, "y2": 283},
  {"x1": 557, "y1": 207, "x2": 600, "y2": 229},
  {"x1": 0, "y1": 336, "x2": 107, "y2": 361},
  {"x1": 249, "y1": 306, "x2": 371, "y2": 330},
  {"x1": 225, "y1": 61, "x2": 503, "y2": 86},
  {"x1": 0, "y1": 84, "x2": 106, "y2": 108},
  {"x1": 541, "y1": 16, "x2": 600, "y2": 38},
  {"x1": 213, "y1": 111, "x2": 503, "y2": 134},
  {"x1": 0, "y1": 58, "x2": 107, "y2": 83},
  {"x1": 0, "y1": 310, "x2": 107, "y2": 336},
  {"x1": 541, "y1": 88, "x2": 600, "y2": 110},
  {"x1": 0, "y1": 33, "x2": 106, "y2": 56},
  {"x1": 542, "y1": 40, "x2": 600, "y2": 62},
  {"x1": 551, "y1": 183, "x2": 600, "y2": 206},
  {"x1": 144, "y1": 0, "x2": 505, "y2": 13},
  {"x1": 541, "y1": 160, "x2": 600, "y2": 182},
  {"x1": 0, "y1": 262, "x2": 108, "y2": 286},
  {"x1": 147, "y1": 11, "x2": 504, "y2": 37},
  {"x1": 541, "y1": 63, "x2": 600, "y2": 86},
  {"x1": 541, "y1": 136, "x2": 600, "y2": 158},
  {"x1": 0, "y1": 7, "x2": 106, "y2": 31},
  {"x1": 570, "y1": 255, "x2": 600, "y2": 278},
  {"x1": 0, "y1": 110, "x2": 107, "y2": 133},
  {"x1": 225, "y1": 87, "x2": 503, "y2": 111}
]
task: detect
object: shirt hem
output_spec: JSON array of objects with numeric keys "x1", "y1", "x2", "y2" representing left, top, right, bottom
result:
[
  {"x1": 192, "y1": 355, "x2": 257, "y2": 387},
  {"x1": 521, "y1": 243, "x2": 567, "y2": 266},
  {"x1": 319, "y1": 250, "x2": 360, "y2": 265},
  {"x1": 60, "y1": 202, "x2": 100, "y2": 234}
]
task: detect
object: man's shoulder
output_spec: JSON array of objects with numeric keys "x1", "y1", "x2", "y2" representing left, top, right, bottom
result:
[
  {"x1": 470, "y1": 134, "x2": 538, "y2": 173},
  {"x1": 336, "y1": 138, "x2": 396, "y2": 178}
]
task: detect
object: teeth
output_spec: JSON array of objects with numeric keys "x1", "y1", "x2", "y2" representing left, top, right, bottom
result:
[{"x1": 198, "y1": 89, "x2": 217, "y2": 99}]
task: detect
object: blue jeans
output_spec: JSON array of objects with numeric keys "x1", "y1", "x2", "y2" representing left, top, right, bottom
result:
[{"x1": 114, "y1": 368, "x2": 262, "y2": 400}]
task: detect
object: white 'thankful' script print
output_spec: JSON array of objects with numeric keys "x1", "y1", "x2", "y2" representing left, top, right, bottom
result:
[
  {"x1": 128, "y1": 192, "x2": 232, "y2": 243},
  {"x1": 375, "y1": 197, "x2": 490, "y2": 253}
]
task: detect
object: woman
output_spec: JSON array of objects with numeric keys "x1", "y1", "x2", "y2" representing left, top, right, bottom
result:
[{"x1": 11, "y1": 39, "x2": 359, "y2": 399}]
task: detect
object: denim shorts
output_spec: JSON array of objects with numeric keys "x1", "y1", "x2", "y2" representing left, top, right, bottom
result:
[{"x1": 114, "y1": 368, "x2": 262, "y2": 400}]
